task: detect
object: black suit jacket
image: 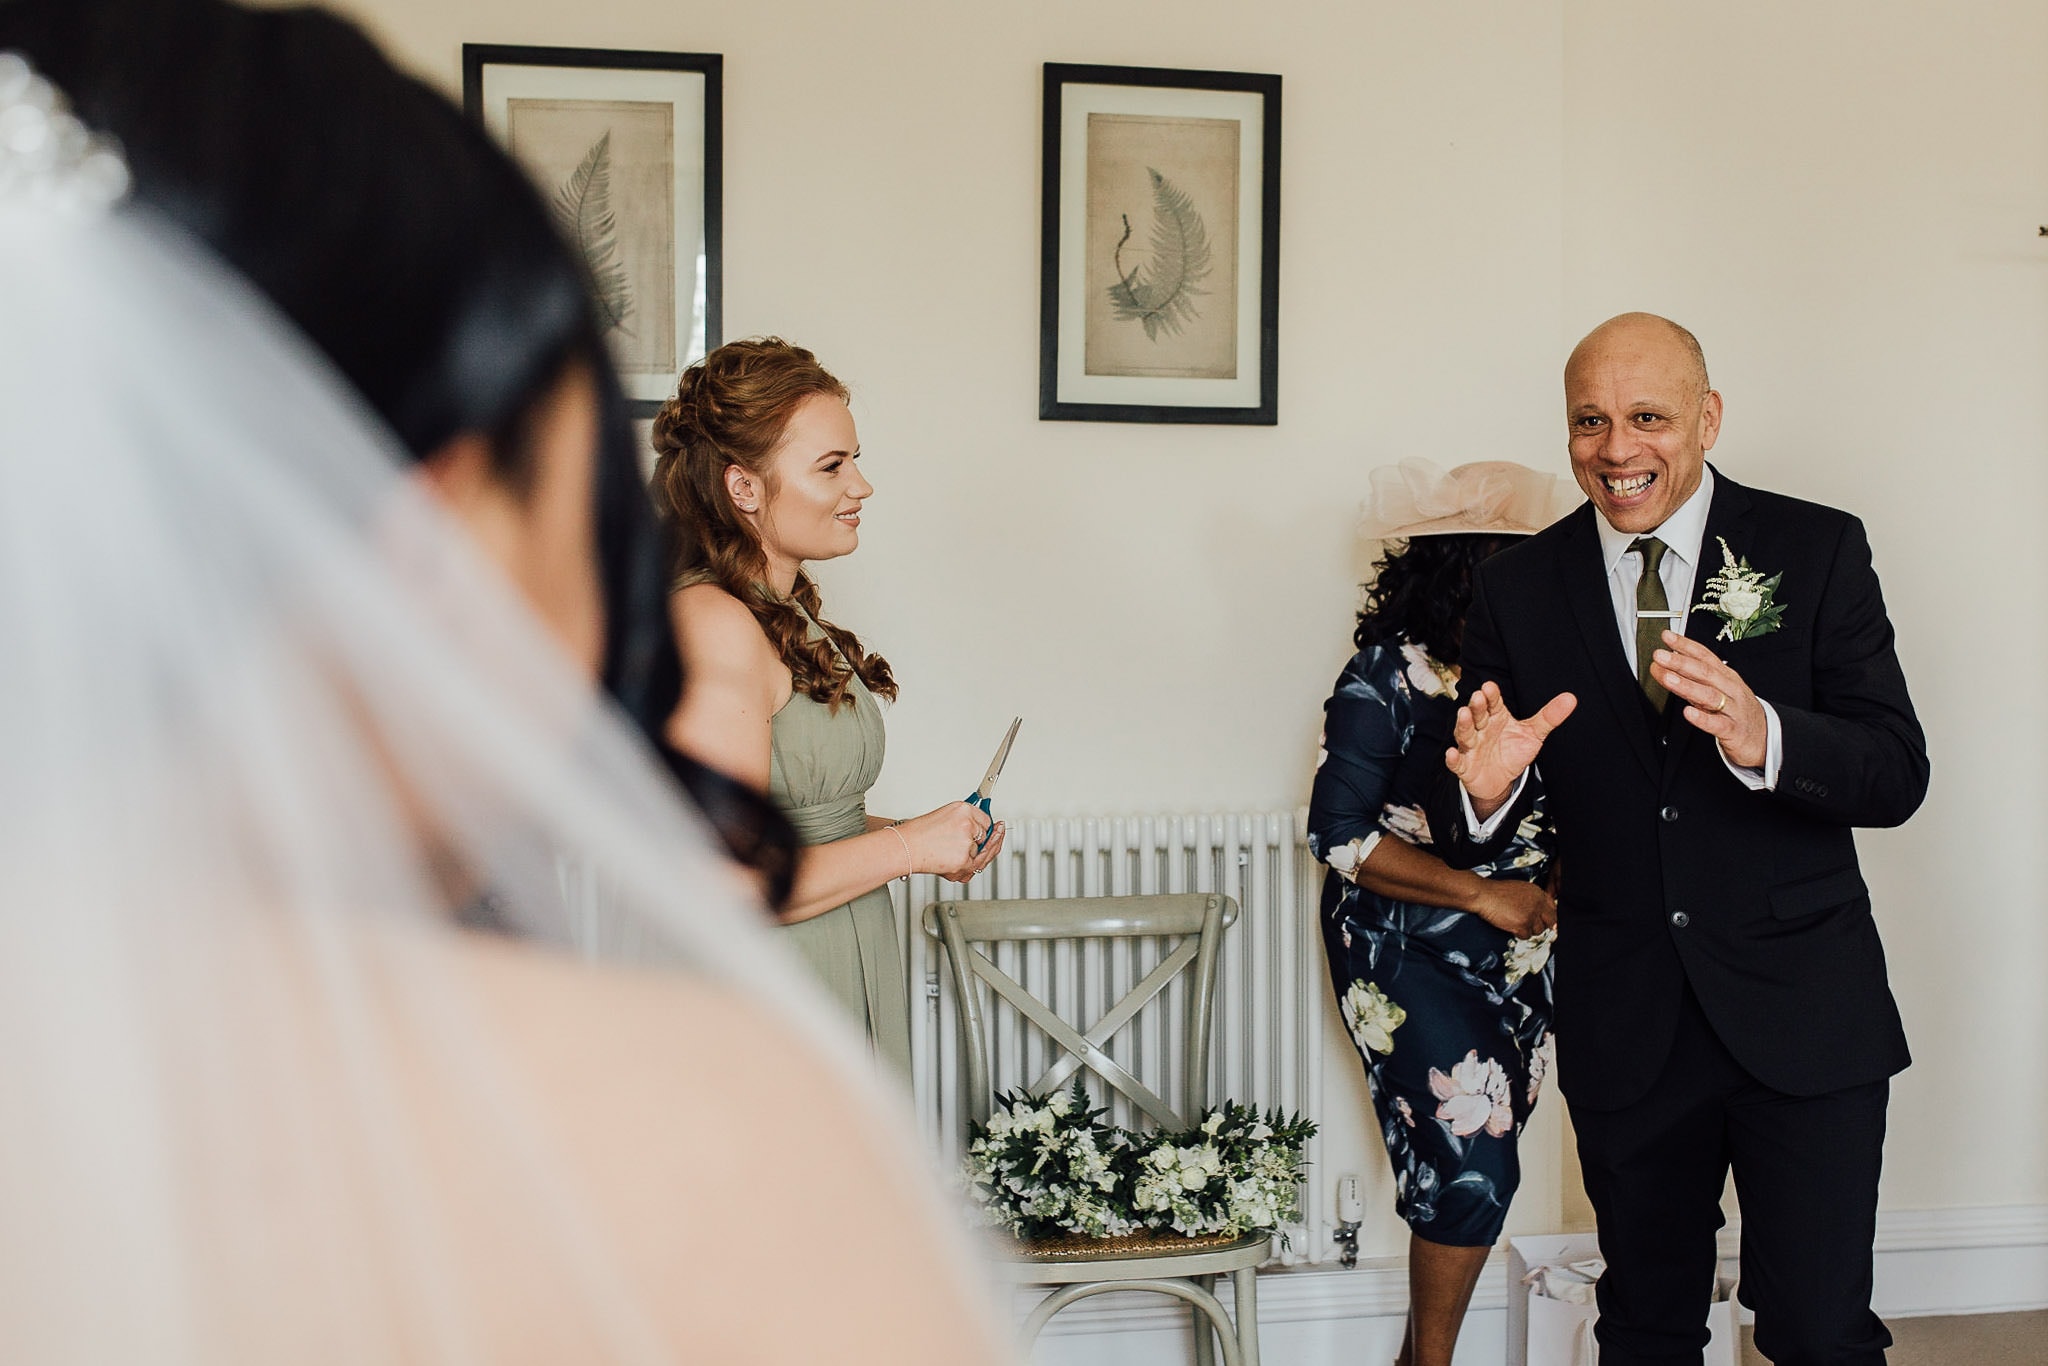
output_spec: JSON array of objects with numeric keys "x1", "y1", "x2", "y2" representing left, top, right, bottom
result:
[{"x1": 1427, "y1": 470, "x2": 1927, "y2": 1112}]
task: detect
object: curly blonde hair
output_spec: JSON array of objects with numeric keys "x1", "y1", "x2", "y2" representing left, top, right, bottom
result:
[{"x1": 650, "y1": 338, "x2": 897, "y2": 711}]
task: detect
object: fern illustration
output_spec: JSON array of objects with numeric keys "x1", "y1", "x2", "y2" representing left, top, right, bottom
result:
[
  {"x1": 1106, "y1": 167, "x2": 1212, "y2": 341},
  {"x1": 551, "y1": 131, "x2": 635, "y2": 337}
]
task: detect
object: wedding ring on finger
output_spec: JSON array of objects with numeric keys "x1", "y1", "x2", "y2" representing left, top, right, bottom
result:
[{"x1": 1711, "y1": 691, "x2": 1728, "y2": 714}]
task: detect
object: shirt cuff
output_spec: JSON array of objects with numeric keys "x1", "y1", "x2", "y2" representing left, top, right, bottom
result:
[
  {"x1": 1461, "y1": 772, "x2": 1528, "y2": 841},
  {"x1": 1719, "y1": 700, "x2": 1782, "y2": 791}
]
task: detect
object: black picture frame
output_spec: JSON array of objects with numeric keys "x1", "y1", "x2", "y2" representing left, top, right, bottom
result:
[
  {"x1": 463, "y1": 44, "x2": 722, "y2": 418},
  {"x1": 1039, "y1": 62, "x2": 1281, "y2": 425}
]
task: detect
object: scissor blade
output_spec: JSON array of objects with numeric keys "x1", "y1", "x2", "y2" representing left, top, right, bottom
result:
[{"x1": 975, "y1": 717, "x2": 1023, "y2": 800}]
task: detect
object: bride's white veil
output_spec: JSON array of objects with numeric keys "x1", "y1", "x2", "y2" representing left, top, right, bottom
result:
[{"x1": 0, "y1": 55, "x2": 1001, "y2": 1362}]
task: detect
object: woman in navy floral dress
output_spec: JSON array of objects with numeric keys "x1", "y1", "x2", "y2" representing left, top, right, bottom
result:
[{"x1": 1308, "y1": 460, "x2": 1570, "y2": 1366}]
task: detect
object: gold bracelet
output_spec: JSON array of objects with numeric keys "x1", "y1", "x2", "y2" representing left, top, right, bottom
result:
[{"x1": 886, "y1": 823, "x2": 914, "y2": 882}]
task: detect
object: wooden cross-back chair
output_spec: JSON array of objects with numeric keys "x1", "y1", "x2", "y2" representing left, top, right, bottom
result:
[{"x1": 925, "y1": 892, "x2": 1268, "y2": 1366}]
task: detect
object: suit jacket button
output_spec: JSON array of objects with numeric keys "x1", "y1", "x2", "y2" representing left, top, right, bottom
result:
[
  {"x1": 1660, "y1": 805, "x2": 1679, "y2": 822},
  {"x1": 1670, "y1": 911, "x2": 1690, "y2": 928}
]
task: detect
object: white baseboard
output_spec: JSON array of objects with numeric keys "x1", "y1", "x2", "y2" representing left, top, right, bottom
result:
[
  {"x1": 1862, "y1": 1204, "x2": 2048, "y2": 1318},
  {"x1": 1024, "y1": 1204, "x2": 2048, "y2": 1364},
  {"x1": 1028, "y1": 1250, "x2": 1492, "y2": 1337}
]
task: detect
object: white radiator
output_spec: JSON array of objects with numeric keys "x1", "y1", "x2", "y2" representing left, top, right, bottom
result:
[{"x1": 892, "y1": 810, "x2": 1334, "y2": 1266}]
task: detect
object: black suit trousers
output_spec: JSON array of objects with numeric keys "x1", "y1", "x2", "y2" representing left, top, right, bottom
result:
[{"x1": 1575, "y1": 983, "x2": 1891, "y2": 1366}]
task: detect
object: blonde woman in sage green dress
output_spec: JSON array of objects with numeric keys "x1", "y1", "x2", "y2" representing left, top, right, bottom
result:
[{"x1": 652, "y1": 339, "x2": 1005, "y2": 1073}]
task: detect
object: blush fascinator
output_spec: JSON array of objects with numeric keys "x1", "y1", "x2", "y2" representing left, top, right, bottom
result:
[{"x1": 1358, "y1": 458, "x2": 1578, "y2": 540}]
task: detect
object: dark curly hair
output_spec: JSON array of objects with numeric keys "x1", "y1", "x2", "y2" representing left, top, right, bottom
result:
[
  {"x1": 1353, "y1": 534, "x2": 1518, "y2": 668},
  {"x1": 650, "y1": 338, "x2": 897, "y2": 712}
]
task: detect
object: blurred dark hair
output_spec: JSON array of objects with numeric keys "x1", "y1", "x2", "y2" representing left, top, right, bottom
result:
[
  {"x1": 0, "y1": 0, "x2": 794, "y2": 906},
  {"x1": 1354, "y1": 534, "x2": 1518, "y2": 668}
]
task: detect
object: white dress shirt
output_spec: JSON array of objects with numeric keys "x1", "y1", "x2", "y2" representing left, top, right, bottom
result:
[{"x1": 1464, "y1": 466, "x2": 1782, "y2": 838}]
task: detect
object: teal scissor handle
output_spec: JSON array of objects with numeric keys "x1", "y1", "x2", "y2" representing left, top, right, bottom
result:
[
  {"x1": 962, "y1": 717, "x2": 1020, "y2": 856},
  {"x1": 963, "y1": 790, "x2": 996, "y2": 852}
]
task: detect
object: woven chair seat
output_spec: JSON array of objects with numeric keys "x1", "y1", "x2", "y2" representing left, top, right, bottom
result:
[{"x1": 1011, "y1": 1228, "x2": 1267, "y2": 1263}]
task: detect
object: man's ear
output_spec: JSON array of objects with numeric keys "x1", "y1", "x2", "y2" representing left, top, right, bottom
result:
[{"x1": 1698, "y1": 389, "x2": 1724, "y2": 452}]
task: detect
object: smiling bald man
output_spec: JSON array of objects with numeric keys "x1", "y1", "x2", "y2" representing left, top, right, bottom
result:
[{"x1": 1426, "y1": 314, "x2": 1927, "y2": 1366}]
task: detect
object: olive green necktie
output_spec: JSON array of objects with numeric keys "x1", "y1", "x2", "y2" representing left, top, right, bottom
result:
[{"x1": 1632, "y1": 536, "x2": 1671, "y2": 711}]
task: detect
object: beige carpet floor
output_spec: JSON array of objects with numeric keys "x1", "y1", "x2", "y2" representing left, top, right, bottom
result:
[{"x1": 1739, "y1": 1309, "x2": 2048, "y2": 1364}]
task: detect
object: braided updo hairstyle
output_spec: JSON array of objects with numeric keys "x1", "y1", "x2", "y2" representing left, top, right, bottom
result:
[{"x1": 651, "y1": 338, "x2": 897, "y2": 712}]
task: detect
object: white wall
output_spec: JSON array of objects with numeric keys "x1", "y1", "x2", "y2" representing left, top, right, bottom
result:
[{"x1": 324, "y1": 0, "x2": 2046, "y2": 1257}]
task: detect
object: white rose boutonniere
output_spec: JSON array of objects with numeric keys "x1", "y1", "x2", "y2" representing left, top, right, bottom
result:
[{"x1": 1693, "y1": 536, "x2": 1786, "y2": 642}]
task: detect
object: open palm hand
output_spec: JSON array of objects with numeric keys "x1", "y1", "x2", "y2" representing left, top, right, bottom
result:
[{"x1": 1445, "y1": 681, "x2": 1578, "y2": 817}]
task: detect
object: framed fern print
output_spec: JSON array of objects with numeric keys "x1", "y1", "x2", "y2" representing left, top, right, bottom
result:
[
  {"x1": 464, "y1": 45, "x2": 721, "y2": 417},
  {"x1": 1040, "y1": 64, "x2": 1281, "y2": 424}
]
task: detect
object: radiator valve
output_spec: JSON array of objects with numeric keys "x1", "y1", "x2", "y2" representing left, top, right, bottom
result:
[{"x1": 1333, "y1": 1173, "x2": 1364, "y2": 1269}]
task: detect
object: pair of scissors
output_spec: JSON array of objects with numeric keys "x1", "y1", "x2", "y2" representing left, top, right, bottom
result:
[{"x1": 964, "y1": 717, "x2": 1022, "y2": 852}]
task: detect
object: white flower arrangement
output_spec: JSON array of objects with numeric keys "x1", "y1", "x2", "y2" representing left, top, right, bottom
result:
[
  {"x1": 962, "y1": 1084, "x2": 1136, "y2": 1240},
  {"x1": 963, "y1": 1086, "x2": 1316, "y2": 1243},
  {"x1": 1342, "y1": 979, "x2": 1407, "y2": 1056},
  {"x1": 1127, "y1": 1102, "x2": 1319, "y2": 1239},
  {"x1": 1694, "y1": 536, "x2": 1786, "y2": 642}
]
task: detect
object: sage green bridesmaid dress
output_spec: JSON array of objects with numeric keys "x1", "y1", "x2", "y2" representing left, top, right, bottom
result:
[
  {"x1": 769, "y1": 601, "x2": 911, "y2": 1073},
  {"x1": 666, "y1": 576, "x2": 902, "y2": 1074}
]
